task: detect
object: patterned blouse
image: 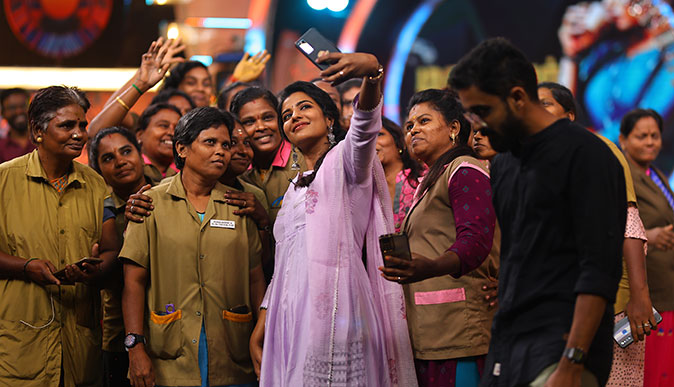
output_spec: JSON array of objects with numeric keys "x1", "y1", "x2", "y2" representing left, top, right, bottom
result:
[{"x1": 393, "y1": 168, "x2": 420, "y2": 232}]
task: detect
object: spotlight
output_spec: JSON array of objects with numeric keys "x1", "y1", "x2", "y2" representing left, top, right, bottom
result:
[
  {"x1": 328, "y1": 0, "x2": 349, "y2": 12},
  {"x1": 307, "y1": 0, "x2": 327, "y2": 11},
  {"x1": 167, "y1": 22, "x2": 179, "y2": 39}
]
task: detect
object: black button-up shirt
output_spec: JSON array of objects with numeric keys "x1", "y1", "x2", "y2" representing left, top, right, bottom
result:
[{"x1": 481, "y1": 119, "x2": 626, "y2": 386}]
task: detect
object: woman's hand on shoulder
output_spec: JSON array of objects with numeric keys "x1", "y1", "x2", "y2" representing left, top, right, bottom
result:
[
  {"x1": 126, "y1": 184, "x2": 154, "y2": 223},
  {"x1": 317, "y1": 52, "x2": 380, "y2": 86},
  {"x1": 225, "y1": 191, "x2": 270, "y2": 229}
]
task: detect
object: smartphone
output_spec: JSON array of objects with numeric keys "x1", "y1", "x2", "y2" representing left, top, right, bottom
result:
[
  {"x1": 295, "y1": 28, "x2": 341, "y2": 70},
  {"x1": 379, "y1": 232, "x2": 412, "y2": 268},
  {"x1": 53, "y1": 257, "x2": 104, "y2": 282},
  {"x1": 613, "y1": 307, "x2": 663, "y2": 348}
]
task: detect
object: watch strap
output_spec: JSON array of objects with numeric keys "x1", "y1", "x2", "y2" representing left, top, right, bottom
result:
[{"x1": 563, "y1": 347, "x2": 586, "y2": 364}]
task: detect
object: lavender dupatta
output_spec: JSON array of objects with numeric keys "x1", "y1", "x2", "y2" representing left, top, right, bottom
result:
[{"x1": 299, "y1": 100, "x2": 416, "y2": 386}]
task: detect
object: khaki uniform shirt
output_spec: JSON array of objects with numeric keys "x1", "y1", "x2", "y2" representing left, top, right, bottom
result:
[
  {"x1": 119, "y1": 173, "x2": 261, "y2": 386},
  {"x1": 595, "y1": 135, "x2": 640, "y2": 314},
  {"x1": 143, "y1": 163, "x2": 178, "y2": 186},
  {"x1": 240, "y1": 140, "x2": 305, "y2": 224},
  {"x1": 101, "y1": 176, "x2": 155, "y2": 352},
  {"x1": 0, "y1": 150, "x2": 107, "y2": 387}
]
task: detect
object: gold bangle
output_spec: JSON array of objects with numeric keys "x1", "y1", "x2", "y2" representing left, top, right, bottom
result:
[
  {"x1": 366, "y1": 65, "x2": 384, "y2": 83},
  {"x1": 115, "y1": 97, "x2": 130, "y2": 111}
]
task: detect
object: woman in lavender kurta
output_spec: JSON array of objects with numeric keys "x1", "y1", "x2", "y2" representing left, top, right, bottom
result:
[{"x1": 249, "y1": 53, "x2": 417, "y2": 387}]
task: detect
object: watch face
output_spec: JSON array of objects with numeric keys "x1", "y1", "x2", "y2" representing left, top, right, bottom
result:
[{"x1": 124, "y1": 334, "x2": 136, "y2": 348}]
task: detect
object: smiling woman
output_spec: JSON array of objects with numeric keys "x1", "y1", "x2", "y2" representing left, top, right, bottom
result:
[
  {"x1": 135, "y1": 103, "x2": 181, "y2": 184},
  {"x1": 231, "y1": 86, "x2": 307, "y2": 225},
  {"x1": 161, "y1": 61, "x2": 214, "y2": 108}
]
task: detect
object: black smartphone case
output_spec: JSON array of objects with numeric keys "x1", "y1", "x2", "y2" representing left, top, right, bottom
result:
[{"x1": 295, "y1": 27, "x2": 341, "y2": 71}]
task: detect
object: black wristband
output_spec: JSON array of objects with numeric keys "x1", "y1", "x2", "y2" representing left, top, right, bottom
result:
[{"x1": 258, "y1": 225, "x2": 271, "y2": 233}]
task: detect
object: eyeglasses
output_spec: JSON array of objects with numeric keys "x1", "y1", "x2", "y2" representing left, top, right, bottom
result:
[{"x1": 464, "y1": 111, "x2": 488, "y2": 130}]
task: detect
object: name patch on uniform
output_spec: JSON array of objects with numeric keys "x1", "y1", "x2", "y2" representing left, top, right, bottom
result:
[{"x1": 210, "y1": 219, "x2": 235, "y2": 229}]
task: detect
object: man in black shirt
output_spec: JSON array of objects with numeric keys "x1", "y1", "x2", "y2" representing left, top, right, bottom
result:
[{"x1": 449, "y1": 38, "x2": 626, "y2": 387}]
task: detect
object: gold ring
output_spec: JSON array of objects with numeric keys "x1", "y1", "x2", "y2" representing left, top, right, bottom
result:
[{"x1": 130, "y1": 205, "x2": 134, "y2": 212}]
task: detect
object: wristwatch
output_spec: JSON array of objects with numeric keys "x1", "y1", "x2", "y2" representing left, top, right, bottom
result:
[
  {"x1": 562, "y1": 347, "x2": 587, "y2": 364},
  {"x1": 124, "y1": 333, "x2": 146, "y2": 351}
]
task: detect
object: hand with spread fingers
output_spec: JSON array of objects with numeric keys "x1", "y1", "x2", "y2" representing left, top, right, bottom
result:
[
  {"x1": 232, "y1": 50, "x2": 272, "y2": 83},
  {"x1": 317, "y1": 52, "x2": 381, "y2": 86},
  {"x1": 378, "y1": 253, "x2": 438, "y2": 284},
  {"x1": 126, "y1": 184, "x2": 154, "y2": 223},
  {"x1": 136, "y1": 37, "x2": 186, "y2": 93},
  {"x1": 224, "y1": 191, "x2": 270, "y2": 230}
]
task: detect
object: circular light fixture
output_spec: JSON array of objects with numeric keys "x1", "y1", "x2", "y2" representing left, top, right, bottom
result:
[
  {"x1": 307, "y1": 0, "x2": 327, "y2": 11},
  {"x1": 328, "y1": 0, "x2": 349, "y2": 12}
]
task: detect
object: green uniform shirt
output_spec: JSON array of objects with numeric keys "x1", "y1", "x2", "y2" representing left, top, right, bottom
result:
[
  {"x1": 119, "y1": 173, "x2": 261, "y2": 386},
  {"x1": 0, "y1": 150, "x2": 107, "y2": 387}
]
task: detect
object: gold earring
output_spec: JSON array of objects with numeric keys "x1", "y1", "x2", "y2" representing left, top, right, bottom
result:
[
  {"x1": 450, "y1": 133, "x2": 457, "y2": 144},
  {"x1": 36, "y1": 136, "x2": 42, "y2": 143},
  {"x1": 398, "y1": 149, "x2": 403, "y2": 155}
]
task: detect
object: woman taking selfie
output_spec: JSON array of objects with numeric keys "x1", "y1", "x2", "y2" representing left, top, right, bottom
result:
[{"x1": 249, "y1": 53, "x2": 417, "y2": 386}]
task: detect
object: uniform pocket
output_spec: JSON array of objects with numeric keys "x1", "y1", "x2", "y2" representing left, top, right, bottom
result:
[
  {"x1": 147, "y1": 310, "x2": 183, "y2": 359},
  {"x1": 0, "y1": 321, "x2": 47, "y2": 379},
  {"x1": 222, "y1": 310, "x2": 254, "y2": 364}
]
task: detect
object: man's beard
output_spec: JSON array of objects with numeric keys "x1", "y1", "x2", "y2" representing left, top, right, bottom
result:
[
  {"x1": 484, "y1": 108, "x2": 526, "y2": 153},
  {"x1": 9, "y1": 114, "x2": 28, "y2": 134}
]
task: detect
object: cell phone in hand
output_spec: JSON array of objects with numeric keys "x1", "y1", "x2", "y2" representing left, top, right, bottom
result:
[
  {"x1": 295, "y1": 28, "x2": 341, "y2": 70},
  {"x1": 613, "y1": 307, "x2": 663, "y2": 348},
  {"x1": 53, "y1": 257, "x2": 103, "y2": 282},
  {"x1": 379, "y1": 232, "x2": 412, "y2": 268}
]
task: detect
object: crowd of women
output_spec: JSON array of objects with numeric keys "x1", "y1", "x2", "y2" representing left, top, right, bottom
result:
[{"x1": 0, "y1": 34, "x2": 672, "y2": 387}]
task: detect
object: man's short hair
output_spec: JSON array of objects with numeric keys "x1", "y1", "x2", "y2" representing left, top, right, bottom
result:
[
  {"x1": 448, "y1": 37, "x2": 539, "y2": 101},
  {"x1": 0, "y1": 88, "x2": 29, "y2": 108}
]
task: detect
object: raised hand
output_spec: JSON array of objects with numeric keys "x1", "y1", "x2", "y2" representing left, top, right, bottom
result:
[
  {"x1": 317, "y1": 52, "x2": 380, "y2": 86},
  {"x1": 233, "y1": 50, "x2": 271, "y2": 83},
  {"x1": 136, "y1": 37, "x2": 186, "y2": 93}
]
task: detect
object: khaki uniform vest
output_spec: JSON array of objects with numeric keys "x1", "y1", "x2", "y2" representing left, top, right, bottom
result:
[{"x1": 403, "y1": 156, "x2": 500, "y2": 360}]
